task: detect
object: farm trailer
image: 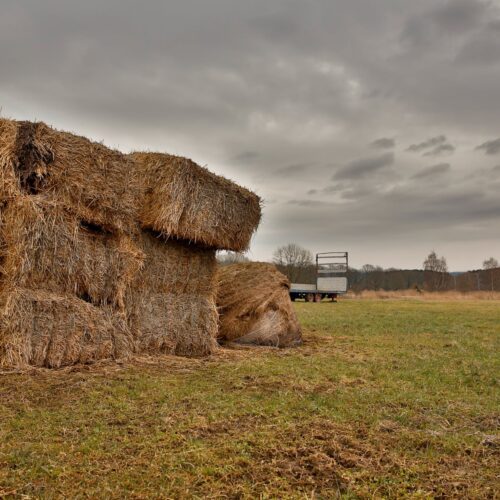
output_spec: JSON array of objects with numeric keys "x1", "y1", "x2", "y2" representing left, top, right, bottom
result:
[{"x1": 290, "y1": 252, "x2": 348, "y2": 302}]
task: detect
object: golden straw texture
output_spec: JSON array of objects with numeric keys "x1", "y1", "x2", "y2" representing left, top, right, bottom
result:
[
  {"x1": 131, "y1": 152, "x2": 261, "y2": 251},
  {"x1": 216, "y1": 262, "x2": 302, "y2": 347}
]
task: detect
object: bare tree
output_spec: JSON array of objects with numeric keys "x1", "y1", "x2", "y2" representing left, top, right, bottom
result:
[
  {"x1": 483, "y1": 257, "x2": 499, "y2": 270},
  {"x1": 217, "y1": 251, "x2": 250, "y2": 266},
  {"x1": 483, "y1": 257, "x2": 498, "y2": 291},
  {"x1": 273, "y1": 243, "x2": 313, "y2": 282},
  {"x1": 423, "y1": 251, "x2": 449, "y2": 291}
]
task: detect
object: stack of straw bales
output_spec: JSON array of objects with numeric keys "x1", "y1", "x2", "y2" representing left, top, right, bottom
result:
[
  {"x1": 216, "y1": 262, "x2": 302, "y2": 347},
  {"x1": 128, "y1": 153, "x2": 260, "y2": 358},
  {"x1": 0, "y1": 119, "x2": 261, "y2": 368}
]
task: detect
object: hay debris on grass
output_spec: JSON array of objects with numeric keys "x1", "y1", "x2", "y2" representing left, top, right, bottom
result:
[
  {"x1": 131, "y1": 152, "x2": 261, "y2": 252},
  {"x1": 216, "y1": 262, "x2": 302, "y2": 347}
]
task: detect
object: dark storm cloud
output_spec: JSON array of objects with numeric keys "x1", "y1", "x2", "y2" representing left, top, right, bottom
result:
[
  {"x1": 333, "y1": 153, "x2": 394, "y2": 180},
  {"x1": 412, "y1": 163, "x2": 451, "y2": 179},
  {"x1": 406, "y1": 136, "x2": 447, "y2": 153},
  {"x1": 1, "y1": 0, "x2": 499, "y2": 269},
  {"x1": 475, "y1": 138, "x2": 500, "y2": 155},
  {"x1": 370, "y1": 138, "x2": 395, "y2": 149}
]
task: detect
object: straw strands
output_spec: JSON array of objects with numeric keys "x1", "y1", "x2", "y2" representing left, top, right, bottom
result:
[
  {"x1": 131, "y1": 152, "x2": 261, "y2": 252},
  {"x1": 0, "y1": 119, "x2": 261, "y2": 369},
  {"x1": 127, "y1": 231, "x2": 219, "y2": 357},
  {"x1": 216, "y1": 262, "x2": 302, "y2": 347}
]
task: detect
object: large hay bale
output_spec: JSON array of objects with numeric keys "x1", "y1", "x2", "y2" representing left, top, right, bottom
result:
[
  {"x1": 1, "y1": 196, "x2": 143, "y2": 308},
  {"x1": 0, "y1": 287, "x2": 133, "y2": 369},
  {"x1": 127, "y1": 230, "x2": 218, "y2": 356},
  {"x1": 130, "y1": 152, "x2": 261, "y2": 252},
  {"x1": 0, "y1": 119, "x2": 139, "y2": 232},
  {"x1": 216, "y1": 262, "x2": 302, "y2": 347}
]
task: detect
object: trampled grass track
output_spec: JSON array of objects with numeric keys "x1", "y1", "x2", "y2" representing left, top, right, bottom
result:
[{"x1": 1, "y1": 299, "x2": 499, "y2": 498}]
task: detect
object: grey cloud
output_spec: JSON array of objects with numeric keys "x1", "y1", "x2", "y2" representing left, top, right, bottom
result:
[
  {"x1": 412, "y1": 163, "x2": 451, "y2": 179},
  {"x1": 476, "y1": 138, "x2": 500, "y2": 155},
  {"x1": 371, "y1": 137, "x2": 395, "y2": 149},
  {"x1": 457, "y1": 21, "x2": 500, "y2": 64},
  {"x1": 275, "y1": 163, "x2": 311, "y2": 175},
  {"x1": 423, "y1": 143, "x2": 456, "y2": 157},
  {"x1": 432, "y1": 0, "x2": 486, "y2": 33},
  {"x1": 333, "y1": 153, "x2": 394, "y2": 180},
  {"x1": 1, "y1": 0, "x2": 500, "y2": 269},
  {"x1": 322, "y1": 184, "x2": 345, "y2": 194},
  {"x1": 340, "y1": 186, "x2": 373, "y2": 200},
  {"x1": 264, "y1": 180, "x2": 500, "y2": 270},
  {"x1": 288, "y1": 199, "x2": 333, "y2": 207},
  {"x1": 233, "y1": 151, "x2": 260, "y2": 163},
  {"x1": 407, "y1": 135, "x2": 447, "y2": 152},
  {"x1": 401, "y1": 0, "x2": 488, "y2": 51}
]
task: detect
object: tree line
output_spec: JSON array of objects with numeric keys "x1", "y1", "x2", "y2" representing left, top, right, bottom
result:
[{"x1": 218, "y1": 245, "x2": 500, "y2": 292}]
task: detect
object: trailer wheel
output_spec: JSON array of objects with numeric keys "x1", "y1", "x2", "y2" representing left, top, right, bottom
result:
[
  {"x1": 305, "y1": 293, "x2": 314, "y2": 302},
  {"x1": 314, "y1": 293, "x2": 322, "y2": 303}
]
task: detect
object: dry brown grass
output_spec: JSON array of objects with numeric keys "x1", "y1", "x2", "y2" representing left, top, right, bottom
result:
[{"x1": 347, "y1": 289, "x2": 500, "y2": 300}]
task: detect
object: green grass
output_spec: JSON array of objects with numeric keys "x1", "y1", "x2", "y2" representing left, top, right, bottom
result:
[{"x1": 1, "y1": 299, "x2": 499, "y2": 498}]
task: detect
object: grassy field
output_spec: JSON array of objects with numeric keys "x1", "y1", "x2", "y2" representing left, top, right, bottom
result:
[{"x1": 1, "y1": 299, "x2": 499, "y2": 498}]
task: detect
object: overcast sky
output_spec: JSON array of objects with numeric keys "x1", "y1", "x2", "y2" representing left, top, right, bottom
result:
[{"x1": 1, "y1": 0, "x2": 500, "y2": 270}]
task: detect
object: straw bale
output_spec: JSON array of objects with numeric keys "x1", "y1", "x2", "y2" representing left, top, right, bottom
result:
[
  {"x1": 216, "y1": 262, "x2": 302, "y2": 347},
  {"x1": 127, "y1": 292, "x2": 218, "y2": 357},
  {"x1": 126, "y1": 230, "x2": 218, "y2": 356},
  {"x1": 130, "y1": 152, "x2": 261, "y2": 252},
  {"x1": 0, "y1": 119, "x2": 20, "y2": 200},
  {"x1": 0, "y1": 196, "x2": 143, "y2": 308},
  {"x1": 0, "y1": 118, "x2": 139, "y2": 232},
  {"x1": 0, "y1": 287, "x2": 133, "y2": 369},
  {"x1": 134, "y1": 230, "x2": 216, "y2": 295}
]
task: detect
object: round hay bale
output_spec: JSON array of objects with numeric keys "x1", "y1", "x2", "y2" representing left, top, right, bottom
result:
[{"x1": 216, "y1": 262, "x2": 302, "y2": 347}]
